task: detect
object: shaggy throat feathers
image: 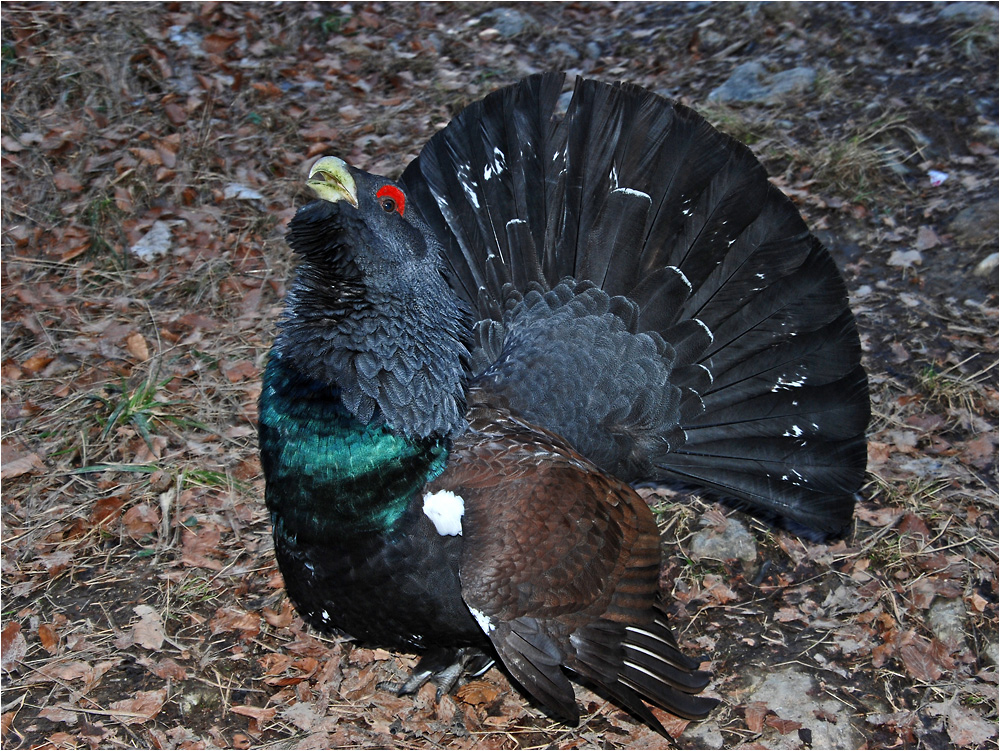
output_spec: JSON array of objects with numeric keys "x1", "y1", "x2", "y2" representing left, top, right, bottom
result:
[{"x1": 277, "y1": 156, "x2": 469, "y2": 438}]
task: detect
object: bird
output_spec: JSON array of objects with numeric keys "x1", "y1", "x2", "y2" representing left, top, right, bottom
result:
[{"x1": 258, "y1": 73, "x2": 870, "y2": 734}]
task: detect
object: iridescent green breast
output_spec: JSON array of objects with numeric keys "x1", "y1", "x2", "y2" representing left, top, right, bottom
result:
[{"x1": 258, "y1": 356, "x2": 448, "y2": 543}]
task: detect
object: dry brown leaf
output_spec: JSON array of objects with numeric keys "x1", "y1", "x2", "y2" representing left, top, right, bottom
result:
[
  {"x1": 897, "y1": 631, "x2": 948, "y2": 682},
  {"x1": 38, "y1": 623, "x2": 59, "y2": 654},
  {"x1": 0, "y1": 623, "x2": 26, "y2": 672},
  {"x1": 915, "y1": 225, "x2": 941, "y2": 250},
  {"x1": 897, "y1": 512, "x2": 931, "y2": 539},
  {"x1": 263, "y1": 600, "x2": 295, "y2": 629},
  {"x1": 455, "y1": 680, "x2": 501, "y2": 706},
  {"x1": 960, "y1": 434, "x2": 997, "y2": 470},
  {"x1": 231, "y1": 704, "x2": 277, "y2": 733},
  {"x1": 765, "y1": 715, "x2": 803, "y2": 734},
  {"x1": 651, "y1": 707, "x2": 691, "y2": 738},
  {"x1": 701, "y1": 574, "x2": 737, "y2": 605},
  {"x1": 91, "y1": 494, "x2": 126, "y2": 526},
  {"x1": 126, "y1": 332, "x2": 150, "y2": 360},
  {"x1": 929, "y1": 699, "x2": 999, "y2": 746},
  {"x1": 52, "y1": 171, "x2": 83, "y2": 192},
  {"x1": 203, "y1": 31, "x2": 239, "y2": 54},
  {"x1": 210, "y1": 606, "x2": 260, "y2": 638},
  {"x1": 38, "y1": 550, "x2": 74, "y2": 576},
  {"x1": 164, "y1": 102, "x2": 188, "y2": 125},
  {"x1": 131, "y1": 147, "x2": 163, "y2": 166},
  {"x1": 35, "y1": 660, "x2": 93, "y2": 683},
  {"x1": 132, "y1": 605, "x2": 166, "y2": 651},
  {"x1": 122, "y1": 503, "x2": 159, "y2": 539},
  {"x1": 222, "y1": 360, "x2": 258, "y2": 383},
  {"x1": 744, "y1": 701, "x2": 769, "y2": 733},
  {"x1": 1, "y1": 449, "x2": 45, "y2": 479},
  {"x1": 142, "y1": 656, "x2": 187, "y2": 680},
  {"x1": 109, "y1": 688, "x2": 166, "y2": 725},
  {"x1": 39, "y1": 707, "x2": 78, "y2": 724},
  {"x1": 855, "y1": 504, "x2": 903, "y2": 527},
  {"x1": 20, "y1": 354, "x2": 54, "y2": 373}
]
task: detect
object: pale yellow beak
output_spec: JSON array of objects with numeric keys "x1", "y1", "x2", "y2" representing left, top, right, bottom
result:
[{"x1": 307, "y1": 157, "x2": 358, "y2": 208}]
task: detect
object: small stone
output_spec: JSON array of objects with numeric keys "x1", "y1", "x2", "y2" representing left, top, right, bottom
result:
[
  {"x1": 983, "y1": 638, "x2": 999, "y2": 666},
  {"x1": 927, "y1": 598, "x2": 969, "y2": 651},
  {"x1": 948, "y1": 200, "x2": 999, "y2": 247},
  {"x1": 479, "y1": 7, "x2": 531, "y2": 38},
  {"x1": 746, "y1": 667, "x2": 864, "y2": 749},
  {"x1": 130, "y1": 220, "x2": 176, "y2": 263},
  {"x1": 887, "y1": 249, "x2": 923, "y2": 269},
  {"x1": 708, "y1": 61, "x2": 816, "y2": 104},
  {"x1": 939, "y1": 2, "x2": 999, "y2": 23},
  {"x1": 689, "y1": 517, "x2": 757, "y2": 562},
  {"x1": 974, "y1": 252, "x2": 999, "y2": 277},
  {"x1": 548, "y1": 41, "x2": 580, "y2": 61}
]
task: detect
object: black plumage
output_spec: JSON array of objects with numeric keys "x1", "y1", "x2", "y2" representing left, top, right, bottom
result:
[{"x1": 258, "y1": 73, "x2": 869, "y2": 733}]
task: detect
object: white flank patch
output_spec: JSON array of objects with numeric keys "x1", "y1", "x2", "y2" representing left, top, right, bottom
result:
[
  {"x1": 422, "y1": 489, "x2": 465, "y2": 536},
  {"x1": 468, "y1": 605, "x2": 495, "y2": 633}
]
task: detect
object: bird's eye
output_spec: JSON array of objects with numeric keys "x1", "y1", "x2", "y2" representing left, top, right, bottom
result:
[{"x1": 376, "y1": 185, "x2": 406, "y2": 216}]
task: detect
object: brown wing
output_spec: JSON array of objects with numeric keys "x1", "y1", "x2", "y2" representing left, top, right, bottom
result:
[{"x1": 427, "y1": 402, "x2": 716, "y2": 727}]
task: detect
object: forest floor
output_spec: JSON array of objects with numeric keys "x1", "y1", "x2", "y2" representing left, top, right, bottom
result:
[{"x1": 1, "y1": 3, "x2": 997, "y2": 749}]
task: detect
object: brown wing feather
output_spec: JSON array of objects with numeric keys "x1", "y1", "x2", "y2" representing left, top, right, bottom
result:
[{"x1": 427, "y1": 398, "x2": 716, "y2": 725}]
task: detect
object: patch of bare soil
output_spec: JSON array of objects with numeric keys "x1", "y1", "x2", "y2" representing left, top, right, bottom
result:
[{"x1": 2, "y1": 3, "x2": 997, "y2": 749}]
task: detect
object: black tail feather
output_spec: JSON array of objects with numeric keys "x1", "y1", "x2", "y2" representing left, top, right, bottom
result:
[{"x1": 404, "y1": 73, "x2": 869, "y2": 536}]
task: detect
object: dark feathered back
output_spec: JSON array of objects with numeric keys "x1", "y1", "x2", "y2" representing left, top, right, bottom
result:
[{"x1": 402, "y1": 73, "x2": 869, "y2": 534}]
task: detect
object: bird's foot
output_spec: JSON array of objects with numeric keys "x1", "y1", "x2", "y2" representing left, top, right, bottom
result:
[{"x1": 379, "y1": 646, "x2": 494, "y2": 699}]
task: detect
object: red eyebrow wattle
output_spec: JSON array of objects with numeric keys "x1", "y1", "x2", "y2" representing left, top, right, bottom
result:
[{"x1": 376, "y1": 185, "x2": 406, "y2": 215}]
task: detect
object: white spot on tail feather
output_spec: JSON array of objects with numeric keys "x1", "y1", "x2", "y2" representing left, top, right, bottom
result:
[
  {"x1": 612, "y1": 187, "x2": 651, "y2": 202},
  {"x1": 422, "y1": 489, "x2": 464, "y2": 536},
  {"x1": 666, "y1": 266, "x2": 693, "y2": 293},
  {"x1": 772, "y1": 374, "x2": 807, "y2": 392},
  {"x1": 693, "y1": 318, "x2": 714, "y2": 344},
  {"x1": 484, "y1": 147, "x2": 507, "y2": 181}
]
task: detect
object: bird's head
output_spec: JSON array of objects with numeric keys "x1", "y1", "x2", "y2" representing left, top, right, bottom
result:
[
  {"x1": 288, "y1": 157, "x2": 445, "y2": 294},
  {"x1": 274, "y1": 157, "x2": 470, "y2": 438}
]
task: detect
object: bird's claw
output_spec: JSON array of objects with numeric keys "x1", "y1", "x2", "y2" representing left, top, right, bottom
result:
[{"x1": 378, "y1": 647, "x2": 495, "y2": 699}]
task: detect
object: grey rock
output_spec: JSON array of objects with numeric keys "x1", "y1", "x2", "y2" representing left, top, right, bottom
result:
[
  {"x1": 928, "y1": 598, "x2": 969, "y2": 650},
  {"x1": 584, "y1": 41, "x2": 602, "y2": 59},
  {"x1": 769, "y1": 67, "x2": 818, "y2": 98},
  {"x1": 708, "y1": 61, "x2": 816, "y2": 104},
  {"x1": 949, "y1": 199, "x2": 1000, "y2": 247},
  {"x1": 480, "y1": 7, "x2": 531, "y2": 38},
  {"x1": 974, "y1": 121, "x2": 998, "y2": 144},
  {"x1": 939, "y1": 2, "x2": 999, "y2": 23},
  {"x1": 745, "y1": 667, "x2": 864, "y2": 749},
  {"x1": 974, "y1": 252, "x2": 999, "y2": 276},
  {"x1": 690, "y1": 517, "x2": 757, "y2": 562},
  {"x1": 684, "y1": 720, "x2": 726, "y2": 748},
  {"x1": 549, "y1": 41, "x2": 580, "y2": 61},
  {"x1": 984, "y1": 638, "x2": 999, "y2": 666}
]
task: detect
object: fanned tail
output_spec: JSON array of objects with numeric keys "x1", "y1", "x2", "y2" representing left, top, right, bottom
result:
[{"x1": 404, "y1": 73, "x2": 869, "y2": 535}]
